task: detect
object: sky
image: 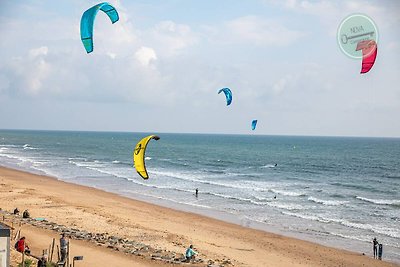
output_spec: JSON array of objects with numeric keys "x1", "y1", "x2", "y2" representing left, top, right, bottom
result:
[{"x1": 0, "y1": 0, "x2": 399, "y2": 137}]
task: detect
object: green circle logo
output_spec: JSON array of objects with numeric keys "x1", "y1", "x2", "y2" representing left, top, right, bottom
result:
[{"x1": 337, "y1": 14, "x2": 378, "y2": 59}]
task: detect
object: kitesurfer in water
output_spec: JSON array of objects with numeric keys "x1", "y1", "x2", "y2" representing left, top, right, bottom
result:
[{"x1": 195, "y1": 188, "x2": 198, "y2": 198}]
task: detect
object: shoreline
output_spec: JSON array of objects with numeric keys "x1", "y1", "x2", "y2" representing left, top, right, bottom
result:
[
  {"x1": 3, "y1": 160, "x2": 398, "y2": 263},
  {"x1": 0, "y1": 165, "x2": 398, "y2": 266}
]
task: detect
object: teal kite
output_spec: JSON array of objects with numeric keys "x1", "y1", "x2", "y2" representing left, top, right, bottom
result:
[
  {"x1": 251, "y1": 120, "x2": 258, "y2": 130},
  {"x1": 218, "y1": 88, "x2": 232, "y2": 106},
  {"x1": 80, "y1": 2, "x2": 119, "y2": 53}
]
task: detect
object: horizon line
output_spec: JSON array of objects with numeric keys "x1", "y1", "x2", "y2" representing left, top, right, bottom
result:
[{"x1": 1, "y1": 128, "x2": 399, "y2": 139}]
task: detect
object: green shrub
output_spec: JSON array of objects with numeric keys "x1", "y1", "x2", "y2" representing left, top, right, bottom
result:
[{"x1": 17, "y1": 259, "x2": 33, "y2": 267}]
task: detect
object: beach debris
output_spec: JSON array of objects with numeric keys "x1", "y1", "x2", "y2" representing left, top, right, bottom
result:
[
  {"x1": 80, "y1": 2, "x2": 119, "y2": 53},
  {"x1": 133, "y1": 135, "x2": 160, "y2": 179},
  {"x1": 2, "y1": 210, "x2": 232, "y2": 266},
  {"x1": 218, "y1": 88, "x2": 233, "y2": 106}
]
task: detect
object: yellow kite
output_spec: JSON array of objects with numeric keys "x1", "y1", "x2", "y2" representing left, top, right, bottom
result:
[{"x1": 133, "y1": 135, "x2": 160, "y2": 179}]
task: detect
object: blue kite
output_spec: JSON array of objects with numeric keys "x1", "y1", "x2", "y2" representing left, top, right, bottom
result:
[
  {"x1": 80, "y1": 2, "x2": 119, "y2": 53},
  {"x1": 218, "y1": 88, "x2": 232, "y2": 106},
  {"x1": 251, "y1": 120, "x2": 258, "y2": 130}
]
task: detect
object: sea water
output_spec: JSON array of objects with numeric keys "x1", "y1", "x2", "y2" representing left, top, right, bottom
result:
[{"x1": 0, "y1": 130, "x2": 399, "y2": 263}]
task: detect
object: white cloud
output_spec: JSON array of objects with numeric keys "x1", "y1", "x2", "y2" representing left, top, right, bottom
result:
[
  {"x1": 0, "y1": 74, "x2": 10, "y2": 93},
  {"x1": 6, "y1": 47, "x2": 51, "y2": 95},
  {"x1": 218, "y1": 16, "x2": 306, "y2": 46},
  {"x1": 296, "y1": 0, "x2": 336, "y2": 15},
  {"x1": 135, "y1": 46, "x2": 157, "y2": 67},
  {"x1": 386, "y1": 41, "x2": 399, "y2": 51},
  {"x1": 284, "y1": 0, "x2": 297, "y2": 9},
  {"x1": 148, "y1": 21, "x2": 198, "y2": 56},
  {"x1": 107, "y1": 52, "x2": 117, "y2": 59},
  {"x1": 1, "y1": 0, "x2": 399, "y2": 136},
  {"x1": 274, "y1": 0, "x2": 396, "y2": 32},
  {"x1": 272, "y1": 75, "x2": 293, "y2": 94},
  {"x1": 88, "y1": 13, "x2": 138, "y2": 56},
  {"x1": 28, "y1": 46, "x2": 48, "y2": 58}
]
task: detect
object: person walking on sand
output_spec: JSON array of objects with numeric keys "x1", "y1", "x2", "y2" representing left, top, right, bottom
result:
[
  {"x1": 60, "y1": 233, "x2": 69, "y2": 262},
  {"x1": 185, "y1": 244, "x2": 197, "y2": 262},
  {"x1": 373, "y1": 237, "x2": 378, "y2": 259}
]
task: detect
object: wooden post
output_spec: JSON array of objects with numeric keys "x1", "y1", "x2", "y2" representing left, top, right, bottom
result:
[
  {"x1": 66, "y1": 240, "x2": 70, "y2": 267},
  {"x1": 50, "y1": 238, "x2": 55, "y2": 263},
  {"x1": 57, "y1": 245, "x2": 60, "y2": 262},
  {"x1": 14, "y1": 229, "x2": 20, "y2": 241}
]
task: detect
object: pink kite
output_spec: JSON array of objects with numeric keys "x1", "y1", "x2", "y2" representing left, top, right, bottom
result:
[{"x1": 355, "y1": 40, "x2": 377, "y2": 74}]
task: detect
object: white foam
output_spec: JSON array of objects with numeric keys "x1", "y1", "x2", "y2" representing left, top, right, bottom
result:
[
  {"x1": 68, "y1": 157, "x2": 87, "y2": 161},
  {"x1": 260, "y1": 164, "x2": 276, "y2": 168},
  {"x1": 0, "y1": 144, "x2": 19, "y2": 148},
  {"x1": 328, "y1": 232, "x2": 371, "y2": 243},
  {"x1": 125, "y1": 191, "x2": 212, "y2": 209},
  {"x1": 308, "y1": 196, "x2": 348, "y2": 206},
  {"x1": 271, "y1": 189, "x2": 305, "y2": 197},
  {"x1": 268, "y1": 202, "x2": 309, "y2": 210},
  {"x1": 356, "y1": 196, "x2": 400, "y2": 206},
  {"x1": 281, "y1": 211, "x2": 331, "y2": 223},
  {"x1": 23, "y1": 144, "x2": 37, "y2": 150},
  {"x1": 329, "y1": 218, "x2": 400, "y2": 239},
  {"x1": 206, "y1": 192, "x2": 266, "y2": 206}
]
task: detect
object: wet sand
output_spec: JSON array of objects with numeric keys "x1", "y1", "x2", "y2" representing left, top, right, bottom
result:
[{"x1": 0, "y1": 166, "x2": 398, "y2": 267}]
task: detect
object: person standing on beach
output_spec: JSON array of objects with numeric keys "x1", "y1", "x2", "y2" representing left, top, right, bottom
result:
[
  {"x1": 373, "y1": 237, "x2": 378, "y2": 259},
  {"x1": 378, "y1": 243, "x2": 383, "y2": 260},
  {"x1": 60, "y1": 233, "x2": 69, "y2": 262}
]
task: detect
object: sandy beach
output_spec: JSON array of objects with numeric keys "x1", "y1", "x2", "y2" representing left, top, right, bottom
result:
[{"x1": 0, "y1": 166, "x2": 398, "y2": 267}]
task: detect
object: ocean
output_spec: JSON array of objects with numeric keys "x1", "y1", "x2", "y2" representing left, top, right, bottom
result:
[{"x1": 0, "y1": 129, "x2": 399, "y2": 263}]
